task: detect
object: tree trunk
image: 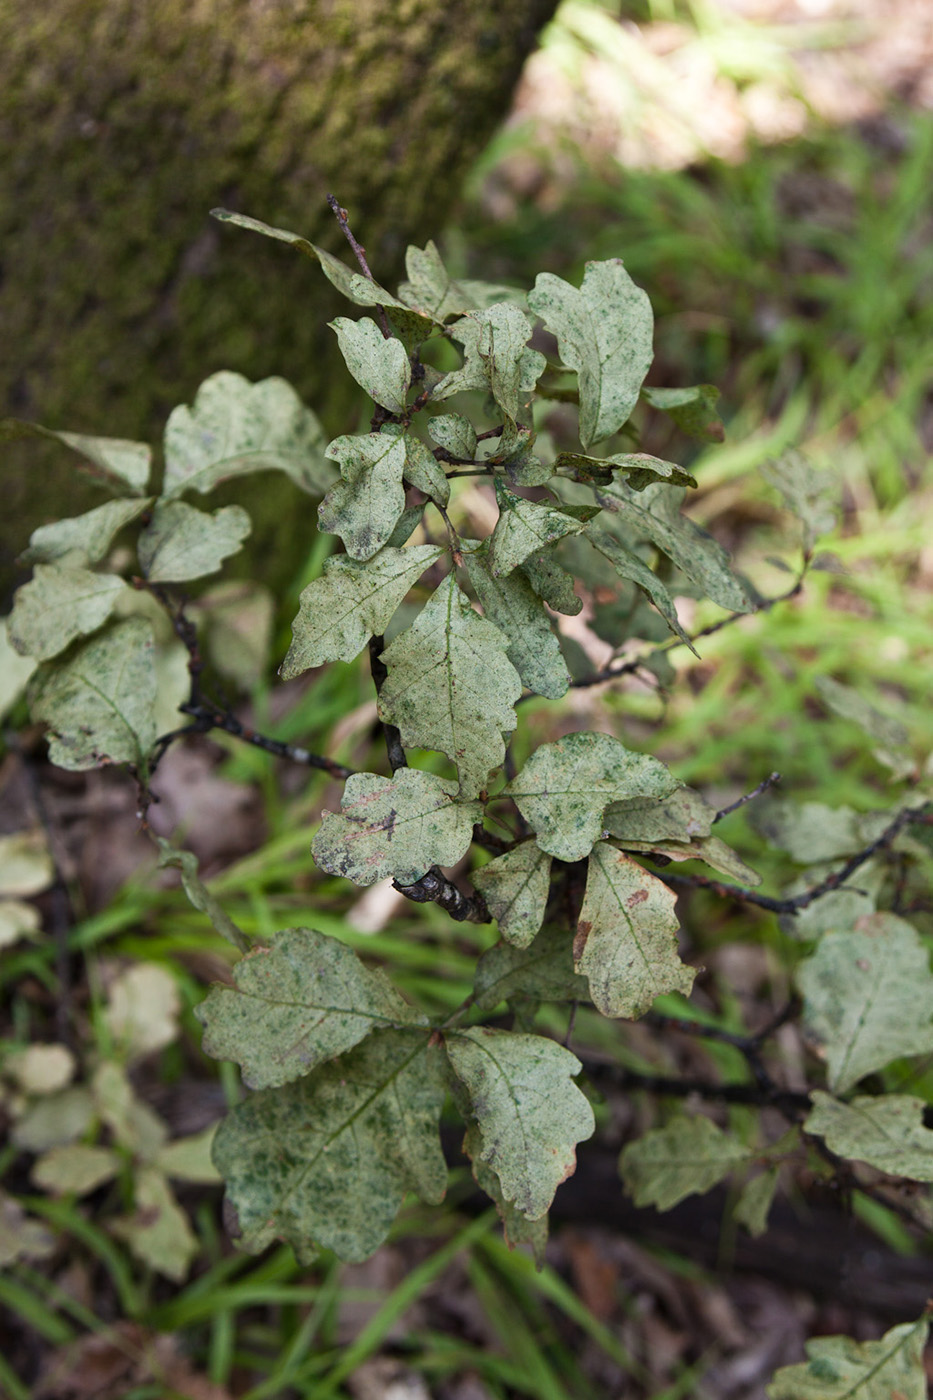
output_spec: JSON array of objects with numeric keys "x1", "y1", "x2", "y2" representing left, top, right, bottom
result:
[{"x1": 0, "y1": 0, "x2": 559, "y2": 600}]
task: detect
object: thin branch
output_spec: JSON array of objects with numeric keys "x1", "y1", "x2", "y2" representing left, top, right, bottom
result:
[
  {"x1": 394, "y1": 867, "x2": 490, "y2": 924},
  {"x1": 571, "y1": 576, "x2": 805, "y2": 690},
  {"x1": 326, "y1": 193, "x2": 393, "y2": 340},
  {"x1": 714, "y1": 772, "x2": 782, "y2": 823},
  {"x1": 581, "y1": 1056, "x2": 811, "y2": 1115},
  {"x1": 659, "y1": 802, "x2": 932, "y2": 915},
  {"x1": 177, "y1": 702, "x2": 355, "y2": 780},
  {"x1": 368, "y1": 635, "x2": 407, "y2": 774}
]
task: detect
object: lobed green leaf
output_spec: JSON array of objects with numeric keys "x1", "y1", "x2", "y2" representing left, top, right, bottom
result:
[
  {"x1": 575, "y1": 842, "x2": 694, "y2": 1018},
  {"x1": 766, "y1": 1317, "x2": 929, "y2": 1400},
  {"x1": 528, "y1": 260, "x2": 654, "y2": 450},
  {"x1": 805, "y1": 1091, "x2": 933, "y2": 1181},
  {"x1": 312, "y1": 768, "x2": 481, "y2": 888},
  {"x1": 330, "y1": 316, "x2": 412, "y2": 413},
  {"x1": 505, "y1": 732, "x2": 678, "y2": 864},
  {"x1": 197, "y1": 927, "x2": 424, "y2": 1089},
  {"x1": 447, "y1": 1027, "x2": 594, "y2": 1219},
  {"x1": 138, "y1": 502, "x2": 251, "y2": 583},
  {"x1": 378, "y1": 572, "x2": 522, "y2": 798},
  {"x1": 318, "y1": 432, "x2": 407, "y2": 560},
  {"x1": 471, "y1": 841, "x2": 553, "y2": 949},
  {"x1": 9, "y1": 565, "x2": 127, "y2": 661},
  {"x1": 620, "y1": 1114, "x2": 750, "y2": 1210},
  {"x1": 213, "y1": 1030, "x2": 447, "y2": 1262},
  {"x1": 463, "y1": 545, "x2": 569, "y2": 700},
  {"x1": 281, "y1": 544, "x2": 441, "y2": 676}
]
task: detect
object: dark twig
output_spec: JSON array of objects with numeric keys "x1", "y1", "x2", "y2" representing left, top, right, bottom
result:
[
  {"x1": 394, "y1": 867, "x2": 490, "y2": 924},
  {"x1": 660, "y1": 802, "x2": 932, "y2": 915},
  {"x1": 581, "y1": 1056, "x2": 811, "y2": 1115},
  {"x1": 571, "y1": 577, "x2": 805, "y2": 690},
  {"x1": 326, "y1": 194, "x2": 393, "y2": 341},
  {"x1": 714, "y1": 772, "x2": 782, "y2": 823},
  {"x1": 369, "y1": 636, "x2": 408, "y2": 773},
  {"x1": 648, "y1": 1000, "x2": 800, "y2": 1097}
]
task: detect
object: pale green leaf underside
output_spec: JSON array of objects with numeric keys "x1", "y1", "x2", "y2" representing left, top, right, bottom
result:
[
  {"x1": 319, "y1": 432, "x2": 407, "y2": 561},
  {"x1": 281, "y1": 544, "x2": 442, "y2": 676},
  {"x1": 29, "y1": 618, "x2": 157, "y2": 770},
  {"x1": 138, "y1": 502, "x2": 251, "y2": 583},
  {"x1": 489, "y1": 484, "x2": 594, "y2": 578},
  {"x1": 197, "y1": 927, "x2": 423, "y2": 1089},
  {"x1": 473, "y1": 924, "x2": 588, "y2": 1011},
  {"x1": 556, "y1": 451, "x2": 696, "y2": 492},
  {"x1": 402, "y1": 435, "x2": 450, "y2": 506},
  {"x1": 19, "y1": 498, "x2": 154, "y2": 568},
  {"x1": 399, "y1": 240, "x2": 522, "y2": 322},
  {"x1": 330, "y1": 316, "x2": 412, "y2": 414},
  {"x1": 588, "y1": 531, "x2": 694, "y2": 649},
  {"x1": 762, "y1": 448, "x2": 837, "y2": 552},
  {"x1": 378, "y1": 572, "x2": 522, "y2": 797},
  {"x1": 0, "y1": 418, "x2": 151, "y2": 493},
  {"x1": 519, "y1": 552, "x2": 582, "y2": 616},
  {"x1": 464, "y1": 547, "x2": 569, "y2": 700},
  {"x1": 112, "y1": 1166, "x2": 196, "y2": 1282},
  {"x1": 472, "y1": 841, "x2": 553, "y2": 949},
  {"x1": 597, "y1": 481, "x2": 753, "y2": 613},
  {"x1": 805, "y1": 1091, "x2": 933, "y2": 1181},
  {"x1": 797, "y1": 914, "x2": 933, "y2": 1093},
  {"x1": 734, "y1": 1168, "x2": 779, "y2": 1238},
  {"x1": 505, "y1": 731, "x2": 678, "y2": 864},
  {"x1": 31, "y1": 1144, "x2": 120, "y2": 1197},
  {"x1": 642, "y1": 384, "x2": 724, "y2": 443},
  {"x1": 428, "y1": 412, "x2": 478, "y2": 461},
  {"x1": 435, "y1": 304, "x2": 545, "y2": 415},
  {"x1": 815, "y1": 675, "x2": 910, "y2": 753},
  {"x1": 162, "y1": 372, "x2": 333, "y2": 499},
  {"x1": 213, "y1": 1030, "x2": 447, "y2": 1262},
  {"x1": 528, "y1": 260, "x2": 654, "y2": 450},
  {"x1": 9, "y1": 565, "x2": 126, "y2": 661},
  {"x1": 620, "y1": 1114, "x2": 750, "y2": 1210},
  {"x1": 447, "y1": 1027, "x2": 594, "y2": 1219},
  {"x1": 462, "y1": 1120, "x2": 548, "y2": 1267},
  {"x1": 603, "y1": 787, "x2": 714, "y2": 843},
  {"x1": 614, "y1": 833, "x2": 762, "y2": 886},
  {"x1": 575, "y1": 843, "x2": 694, "y2": 1018},
  {"x1": 766, "y1": 1317, "x2": 929, "y2": 1400},
  {"x1": 312, "y1": 768, "x2": 481, "y2": 888}
]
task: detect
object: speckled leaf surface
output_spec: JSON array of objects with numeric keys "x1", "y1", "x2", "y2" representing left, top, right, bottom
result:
[
  {"x1": 281, "y1": 545, "x2": 441, "y2": 676},
  {"x1": 29, "y1": 618, "x2": 156, "y2": 770},
  {"x1": 20, "y1": 498, "x2": 153, "y2": 568},
  {"x1": 213, "y1": 1030, "x2": 447, "y2": 1262},
  {"x1": 620, "y1": 1115, "x2": 750, "y2": 1210},
  {"x1": 617, "y1": 834, "x2": 761, "y2": 885},
  {"x1": 197, "y1": 927, "x2": 423, "y2": 1089},
  {"x1": 462, "y1": 1120, "x2": 548, "y2": 1267},
  {"x1": 528, "y1": 260, "x2": 653, "y2": 449},
  {"x1": 401, "y1": 434, "x2": 450, "y2": 506},
  {"x1": 378, "y1": 573, "x2": 522, "y2": 797},
  {"x1": 112, "y1": 1166, "x2": 197, "y2": 1282},
  {"x1": 518, "y1": 552, "x2": 582, "y2": 616},
  {"x1": 318, "y1": 432, "x2": 407, "y2": 561},
  {"x1": 312, "y1": 768, "x2": 481, "y2": 888},
  {"x1": 588, "y1": 532, "x2": 694, "y2": 648},
  {"x1": 447, "y1": 1028, "x2": 594, "y2": 1219},
  {"x1": 472, "y1": 842, "x2": 553, "y2": 949},
  {"x1": 427, "y1": 413, "x2": 478, "y2": 461},
  {"x1": 464, "y1": 547, "x2": 569, "y2": 700},
  {"x1": 399, "y1": 241, "x2": 522, "y2": 321},
  {"x1": 797, "y1": 915, "x2": 933, "y2": 1093},
  {"x1": 505, "y1": 732, "x2": 678, "y2": 864},
  {"x1": 805, "y1": 1091, "x2": 933, "y2": 1181},
  {"x1": 488, "y1": 484, "x2": 596, "y2": 578},
  {"x1": 556, "y1": 451, "x2": 696, "y2": 491},
  {"x1": 0, "y1": 419, "x2": 151, "y2": 493},
  {"x1": 762, "y1": 448, "x2": 838, "y2": 552},
  {"x1": 473, "y1": 924, "x2": 588, "y2": 1011},
  {"x1": 766, "y1": 1317, "x2": 929, "y2": 1400},
  {"x1": 575, "y1": 843, "x2": 694, "y2": 1017},
  {"x1": 330, "y1": 316, "x2": 411, "y2": 414},
  {"x1": 603, "y1": 787, "x2": 714, "y2": 843},
  {"x1": 436, "y1": 305, "x2": 545, "y2": 416},
  {"x1": 596, "y1": 481, "x2": 753, "y2": 613},
  {"x1": 642, "y1": 384, "x2": 724, "y2": 442},
  {"x1": 138, "y1": 502, "x2": 251, "y2": 583},
  {"x1": 9, "y1": 565, "x2": 126, "y2": 661},
  {"x1": 162, "y1": 372, "x2": 333, "y2": 498}
]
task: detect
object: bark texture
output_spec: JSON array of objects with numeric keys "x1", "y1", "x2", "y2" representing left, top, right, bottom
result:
[{"x1": 0, "y1": 0, "x2": 559, "y2": 599}]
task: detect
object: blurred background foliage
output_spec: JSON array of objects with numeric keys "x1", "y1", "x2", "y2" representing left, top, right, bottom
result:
[{"x1": 2, "y1": 0, "x2": 932, "y2": 1396}]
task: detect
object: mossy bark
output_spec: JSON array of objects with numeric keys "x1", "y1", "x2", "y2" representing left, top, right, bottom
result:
[{"x1": 0, "y1": 0, "x2": 559, "y2": 601}]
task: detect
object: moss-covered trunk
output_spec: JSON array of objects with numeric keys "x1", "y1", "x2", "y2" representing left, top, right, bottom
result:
[{"x1": 0, "y1": 0, "x2": 559, "y2": 600}]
